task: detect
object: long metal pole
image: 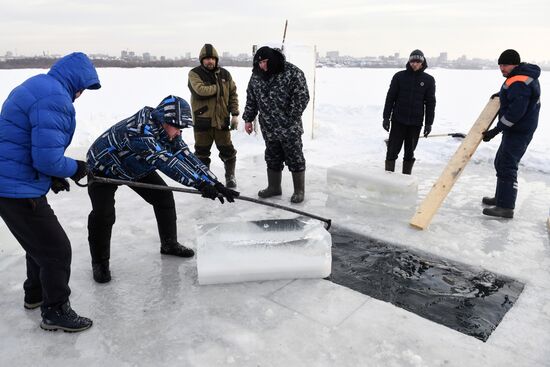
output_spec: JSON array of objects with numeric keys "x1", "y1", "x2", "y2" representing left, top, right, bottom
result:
[{"x1": 89, "y1": 176, "x2": 332, "y2": 229}]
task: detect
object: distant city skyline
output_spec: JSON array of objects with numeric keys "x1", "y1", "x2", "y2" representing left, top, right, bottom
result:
[{"x1": 1, "y1": 1, "x2": 550, "y2": 62}]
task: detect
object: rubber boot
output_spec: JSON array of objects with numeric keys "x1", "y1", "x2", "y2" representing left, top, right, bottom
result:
[
  {"x1": 92, "y1": 261, "x2": 111, "y2": 283},
  {"x1": 290, "y1": 171, "x2": 305, "y2": 203},
  {"x1": 258, "y1": 169, "x2": 282, "y2": 198},
  {"x1": 225, "y1": 159, "x2": 237, "y2": 188},
  {"x1": 402, "y1": 159, "x2": 415, "y2": 175},
  {"x1": 385, "y1": 160, "x2": 395, "y2": 172}
]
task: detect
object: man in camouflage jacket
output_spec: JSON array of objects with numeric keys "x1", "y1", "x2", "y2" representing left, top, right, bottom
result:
[
  {"x1": 188, "y1": 44, "x2": 239, "y2": 188},
  {"x1": 86, "y1": 96, "x2": 238, "y2": 283},
  {"x1": 243, "y1": 46, "x2": 310, "y2": 203}
]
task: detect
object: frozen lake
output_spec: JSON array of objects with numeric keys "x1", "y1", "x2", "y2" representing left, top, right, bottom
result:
[{"x1": 1, "y1": 66, "x2": 549, "y2": 366}]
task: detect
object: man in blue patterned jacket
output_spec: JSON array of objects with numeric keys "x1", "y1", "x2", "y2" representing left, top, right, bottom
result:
[
  {"x1": 86, "y1": 95, "x2": 238, "y2": 283},
  {"x1": 243, "y1": 46, "x2": 310, "y2": 203},
  {"x1": 0, "y1": 52, "x2": 101, "y2": 332},
  {"x1": 481, "y1": 49, "x2": 541, "y2": 219}
]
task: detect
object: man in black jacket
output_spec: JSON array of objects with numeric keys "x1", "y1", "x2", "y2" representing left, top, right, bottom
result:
[{"x1": 383, "y1": 49, "x2": 436, "y2": 174}]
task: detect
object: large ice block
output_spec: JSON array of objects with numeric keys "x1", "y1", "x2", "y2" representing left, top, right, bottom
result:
[
  {"x1": 196, "y1": 217, "x2": 332, "y2": 285},
  {"x1": 327, "y1": 163, "x2": 418, "y2": 209}
]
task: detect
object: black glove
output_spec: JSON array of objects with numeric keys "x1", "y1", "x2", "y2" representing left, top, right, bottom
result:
[
  {"x1": 490, "y1": 92, "x2": 500, "y2": 99},
  {"x1": 482, "y1": 127, "x2": 502, "y2": 142},
  {"x1": 215, "y1": 182, "x2": 240, "y2": 203},
  {"x1": 70, "y1": 160, "x2": 88, "y2": 182},
  {"x1": 197, "y1": 182, "x2": 224, "y2": 204},
  {"x1": 382, "y1": 118, "x2": 390, "y2": 132},
  {"x1": 51, "y1": 177, "x2": 70, "y2": 194},
  {"x1": 423, "y1": 125, "x2": 432, "y2": 137}
]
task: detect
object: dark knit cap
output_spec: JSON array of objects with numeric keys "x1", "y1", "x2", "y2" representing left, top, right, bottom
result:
[
  {"x1": 409, "y1": 49, "x2": 425, "y2": 62},
  {"x1": 498, "y1": 49, "x2": 521, "y2": 65}
]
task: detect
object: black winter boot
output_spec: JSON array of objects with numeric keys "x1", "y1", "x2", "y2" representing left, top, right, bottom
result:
[
  {"x1": 482, "y1": 206, "x2": 514, "y2": 219},
  {"x1": 92, "y1": 261, "x2": 111, "y2": 283},
  {"x1": 225, "y1": 159, "x2": 237, "y2": 188},
  {"x1": 385, "y1": 160, "x2": 395, "y2": 172},
  {"x1": 402, "y1": 159, "x2": 415, "y2": 175},
  {"x1": 40, "y1": 301, "x2": 93, "y2": 332},
  {"x1": 258, "y1": 169, "x2": 282, "y2": 198},
  {"x1": 482, "y1": 197, "x2": 497, "y2": 205},
  {"x1": 161, "y1": 240, "x2": 195, "y2": 258},
  {"x1": 290, "y1": 171, "x2": 305, "y2": 204},
  {"x1": 24, "y1": 294, "x2": 43, "y2": 310}
]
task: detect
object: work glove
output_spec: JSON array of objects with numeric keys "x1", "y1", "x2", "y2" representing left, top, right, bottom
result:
[
  {"x1": 382, "y1": 118, "x2": 390, "y2": 132},
  {"x1": 70, "y1": 160, "x2": 88, "y2": 182},
  {"x1": 197, "y1": 181, "x2": 224, "y2": 204},
  {"x1": 230, "y1": 115, "x2": 239, "y2": 130},
  {"x1": 490, "y1": 92, "x2": 500, "y2": 99},
  {"x1": 215, "y1": 182, "x2": 239, "y2": 203},
  {"x1": 423, "y1": 125, "x2": 432, "y2": 137},
  {"x1": 51, "y1": 177, "x2": 70, "y2": 194},
  {"x1": 482, "y1": 127, "x2": 502, "y2": 142}
]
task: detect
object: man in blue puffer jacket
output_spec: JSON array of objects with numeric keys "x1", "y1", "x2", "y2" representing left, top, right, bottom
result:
[
  {"x1": 0, "y1": 52, "x2": 101, "y2": 332},
  {"x1": 481, "y1": 49, "x2": 541, "y2": 219},
  {"x1": 86, "y1": 95, "x2": 239, "y2": 284}
]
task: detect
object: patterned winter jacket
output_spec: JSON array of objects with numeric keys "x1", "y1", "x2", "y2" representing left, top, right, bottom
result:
[
  {"x1": 243, "y1": 59, "x2": 309, "y2": 137},
  {"x1": 188, "y1": 44, "x2": 239, "y2": 131},
  {"x1": 87, "y1": 107, "x2": 218, "y2": 188},
  {"x1": 0, "y1": 52, "x2": 101, "y2": 198},
  {"x1": 497, "y1": 63, "x2": 541, "y2": 134}
]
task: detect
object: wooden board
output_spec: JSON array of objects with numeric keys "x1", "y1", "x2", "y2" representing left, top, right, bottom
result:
[{"x1": 410, "y1": 98, "x2": 501, "y2": 230}]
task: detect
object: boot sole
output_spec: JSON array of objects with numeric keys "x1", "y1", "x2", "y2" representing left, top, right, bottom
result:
[
  {"x1": 482, "y1": 209, "x2": 514, "y2": 218},
  {"x1": 24, "y1": 301, "x2": 43, "y2": 310},
  {"x1": 40, "y1": 321, "x2": 93, "y2": 333}
]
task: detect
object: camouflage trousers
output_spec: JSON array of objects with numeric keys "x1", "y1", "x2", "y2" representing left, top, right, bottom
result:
[
  {"x1": 263, "y1": 133, "x2": 305, "y2": 172},
  {"x1": 194, "y1": 127, "x2": 237, "y2": 167}
]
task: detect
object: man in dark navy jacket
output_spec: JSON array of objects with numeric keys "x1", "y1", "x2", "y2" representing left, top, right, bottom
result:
[
  {"x1": 383, "y1": 49, "x2": 436, "y2": 174},
  {"x1": 0, "y1": 52, "x2": 101, "y2": 332},
  {"x1": 481, "y1": 49, "x2": 541, "y2": 219}
]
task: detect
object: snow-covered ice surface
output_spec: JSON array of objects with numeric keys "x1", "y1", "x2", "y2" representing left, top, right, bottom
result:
[{"x1": 1, "y1": 67, "x2": 549, "y2": 366}]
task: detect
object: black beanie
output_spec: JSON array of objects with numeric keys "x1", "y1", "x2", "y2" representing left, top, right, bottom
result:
[
  {"x1": 409, "y1": 49, "x2": 425, "y2": 62},
  {"x1": 498, "y1": 49, "x2": 520, "y2": 65},
  {"x1": 254, "y1": 46, "x2": 275, "y2": 64}
]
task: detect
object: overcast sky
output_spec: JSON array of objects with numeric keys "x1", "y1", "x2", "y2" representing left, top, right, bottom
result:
[{"x1": 1, "y1": 0, "x2": 549, "y2": 62}]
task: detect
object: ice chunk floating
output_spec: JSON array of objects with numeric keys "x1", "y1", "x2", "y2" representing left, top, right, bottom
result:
[
  {"x1": 329, "y1": 227, "x2": 524, "y2": 342},
  {"x1": 327, "y1": 163, "x2": 418, "y2": 210},
  {"x1": 196, "y1": 217, "x2": 332, "y2": 285}
]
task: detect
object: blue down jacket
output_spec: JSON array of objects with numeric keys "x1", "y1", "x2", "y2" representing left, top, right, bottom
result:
[
  {"x1": 87, "y1": 107, "x2": 218, "y2": 188},
  {"x1": 0, "y1": 52, "x2": 101, "y2": 198}
]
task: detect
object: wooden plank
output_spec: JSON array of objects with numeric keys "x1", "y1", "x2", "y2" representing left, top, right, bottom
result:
[{"x1": 410, "y1": 98, "x2": 500, "y2": 230}]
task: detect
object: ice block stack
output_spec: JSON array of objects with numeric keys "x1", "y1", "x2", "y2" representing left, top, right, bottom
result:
[{"x1": 327, "y1": 163, "x2": 418, "y2": 210}]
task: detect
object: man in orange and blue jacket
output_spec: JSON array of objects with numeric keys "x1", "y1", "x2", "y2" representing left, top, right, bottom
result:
[{"x1": 482, "y1": 49, "x2": 541, "y2": 218}]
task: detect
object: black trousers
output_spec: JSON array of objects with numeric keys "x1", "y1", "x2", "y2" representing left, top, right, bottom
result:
[
  {"x1": 386, "y1": 121, "x2": 422, "y2": 161},
  {"x1": 0, "y1": 196, "x2": 71, "y2": 308},
  {"x1": 87, "y1": 171, "x2": 177, "y2": 264}
]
